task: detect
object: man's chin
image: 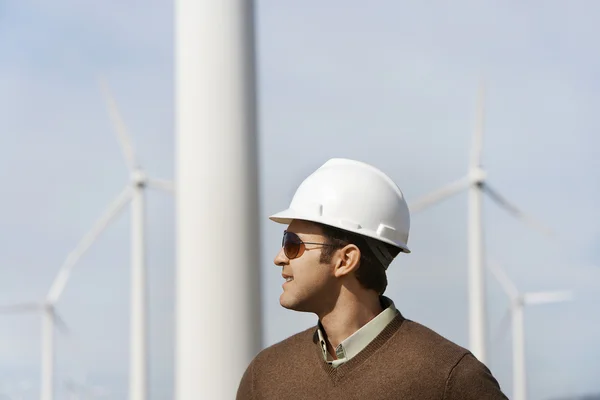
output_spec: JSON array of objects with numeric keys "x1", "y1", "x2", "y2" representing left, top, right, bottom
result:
[
  {"x1": 279, "y1": 294, "x2": 295, "y2": 310},
  {"x1": 279, "y1": 295, "x2": 312, "y2": 313}
]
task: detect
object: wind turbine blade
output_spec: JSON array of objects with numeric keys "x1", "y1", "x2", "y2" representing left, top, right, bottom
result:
[
  {"x1": 98, "y1": 77, "x2": 138, "y2": 171},
  {"x1": 488, "y1": 260, "x2": 519, "y2": 299},
  {"x1": 46, "y1": 187, "x2": 133, "y2": 303},
  {"x1": 482, "y1": 183, "x2": 554, "y2": 237},
  {"x1": 492, "y1": 307, "x2": 512, "y2": 347},
  {"x1": 523, "y1": 290, "x2": 573, "y2": 305},
  {"x1": 146, "y1": 178, "x2": 175, "y2": 193},
  {"x1": 0, "y1": 303, "x2": 42, "y2": 313},
  {"x1": 470, "y1": 80, "x2": 485, "y2": 169},
  {"x1": 408, "y1": 177, "x2": 470, "y2": 213},
  {"x1": 53, "y1": 311, "x2": 70, "y2": 335}
]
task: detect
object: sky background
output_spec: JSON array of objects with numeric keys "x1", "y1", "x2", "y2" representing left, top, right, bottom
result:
[{"x1": 1, "y1": 1, "x2": 599, "y2": 399}]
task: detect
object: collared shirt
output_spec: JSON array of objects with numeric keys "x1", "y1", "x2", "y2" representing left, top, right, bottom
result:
[{"x1": 316, "y1": 296, "x2": 399, "y2": 368}]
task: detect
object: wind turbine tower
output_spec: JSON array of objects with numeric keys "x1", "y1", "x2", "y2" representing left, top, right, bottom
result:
[{"x1": 175, "y1": 1, "x2": 263, "y2": 399}]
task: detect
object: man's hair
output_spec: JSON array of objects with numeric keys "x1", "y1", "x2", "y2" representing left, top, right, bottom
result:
[{"x1": 316, "y1": 223, "x2": 402, "y2": 295}]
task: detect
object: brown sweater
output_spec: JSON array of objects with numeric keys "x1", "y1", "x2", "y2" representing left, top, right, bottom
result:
[{"x1": 236, "y1": 314, "x2": 508, "y2": 399}]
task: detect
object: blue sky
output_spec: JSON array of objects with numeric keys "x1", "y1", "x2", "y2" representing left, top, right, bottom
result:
[{"x1": 1, "y1": 1, "x2": 599, "y2": 399}]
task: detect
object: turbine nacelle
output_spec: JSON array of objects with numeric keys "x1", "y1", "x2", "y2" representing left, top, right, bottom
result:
[
  {"x1": 469, "y1": 167, "x2": 486, "y2": 186},
  {"x1": 131, "y1": 169, "x2": 147, "y2": 188}
]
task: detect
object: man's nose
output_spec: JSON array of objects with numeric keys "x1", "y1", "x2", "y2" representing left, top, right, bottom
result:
[{"x1": 274, "y1": 247, "x2": 288, "y2": 267}]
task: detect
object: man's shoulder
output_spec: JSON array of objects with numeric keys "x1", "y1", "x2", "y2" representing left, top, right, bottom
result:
[
  {"x1": 251, "y1": 325, "x2": 316, "y2": 365},
  {"x1": 237, "y1": 326, "x2": 320, "y2": 399},
  {"x1": 264, "y1": 325, "x2": 316, "y2": 351},
  {"x1": 395, "y1": 319, "x2": 471, "y2": 363}
]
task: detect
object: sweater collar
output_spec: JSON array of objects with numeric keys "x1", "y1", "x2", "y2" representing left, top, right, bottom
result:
[{"x1": 316, "y1": 296, "x2": 399, "y2": 367}]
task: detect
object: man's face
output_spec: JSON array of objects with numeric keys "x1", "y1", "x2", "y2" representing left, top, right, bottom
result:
[{"x1": 273, "y1": 219, "x2": 339, "y2": 314}]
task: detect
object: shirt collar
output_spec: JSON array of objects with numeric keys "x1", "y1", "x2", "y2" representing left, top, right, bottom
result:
[{"x1": 317, "y1": 296, "x2": 399, "y2": 366}]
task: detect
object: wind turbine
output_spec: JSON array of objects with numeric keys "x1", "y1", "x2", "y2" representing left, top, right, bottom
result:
[
  {"x1": 0, "y1": 301, "x2": 70, "y2": 400},
  {"x1": 488, "y1": 261, "x2": 572, "y2": 400},
  {"x1": 97, "y1": 78, "x2": 175, "y2": 400},
  {"x1": 1, "y1": 79, "x2": 173, "y2": 400},
  {"x1": 0, "y1": 178, "x2": 131, "y2": 400},
  {"x1": 408, "y1": 82, "x2": 553, "y2": 365}
]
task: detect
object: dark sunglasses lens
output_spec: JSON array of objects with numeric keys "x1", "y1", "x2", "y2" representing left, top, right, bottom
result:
[{"x1": 283, "y1": 232, "x2": 301, "y2": 258}]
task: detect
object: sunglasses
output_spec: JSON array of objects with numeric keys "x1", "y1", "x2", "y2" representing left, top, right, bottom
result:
[{"x1": 281, "y1": 230, "x2": 337, "y2": 259}]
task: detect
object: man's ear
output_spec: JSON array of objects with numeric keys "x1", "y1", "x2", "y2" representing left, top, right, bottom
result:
[{"x1": 333, "y1": 244, "x2": 361, "y2": 278}]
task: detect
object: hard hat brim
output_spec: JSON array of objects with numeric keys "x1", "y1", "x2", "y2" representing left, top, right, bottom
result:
[
  {"x1": 268, "y1": 209, "x2": 296, "y2": 225},
  {"x1": 269, "y1": 208, "x2": 411, "y2": 254}
]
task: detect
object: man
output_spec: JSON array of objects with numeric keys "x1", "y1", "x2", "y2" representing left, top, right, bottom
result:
[{"x1": 237, "y1": 158, "x2": 508, "y2": 399}]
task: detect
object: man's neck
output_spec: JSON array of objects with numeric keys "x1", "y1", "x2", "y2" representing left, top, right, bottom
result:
[{"x1": 318, "y1": 292, "x2": 383, "y2": 356}]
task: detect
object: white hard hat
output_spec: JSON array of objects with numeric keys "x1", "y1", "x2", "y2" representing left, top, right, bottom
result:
[{"x1": 269, "y1": 158, "x2": 411, "y2": 254}]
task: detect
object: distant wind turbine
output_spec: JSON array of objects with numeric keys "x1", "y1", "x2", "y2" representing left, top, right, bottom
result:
[
  {"x1": 97, "y1": 78, "x2": 174, "y2": 400},
  {"x1": 0, "y1": 300, "x2": 69, "y2": 400},
  {"x1": 488, "y1": 261, "x2": 572, "y2": 400},
  {"x1": 408, "y1": 81, "x2": 553, "y2": 365},
  {"x1": 1, "y1": 78, "x2": 173, "y2": 400}
]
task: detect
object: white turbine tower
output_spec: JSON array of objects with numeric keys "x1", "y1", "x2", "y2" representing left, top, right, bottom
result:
[
  {"x1": 1, "y1": 80, "x2": 173, "y2": 400},
  {"x1": 408, "y1": 82, "x2": 553, "y2": 365},
  {"x1": 175, "y1": 1, "x2": 262, "y2": 399},
  {"x1": 488, "y1": 261, "x2": 572, "y2": 400}
]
